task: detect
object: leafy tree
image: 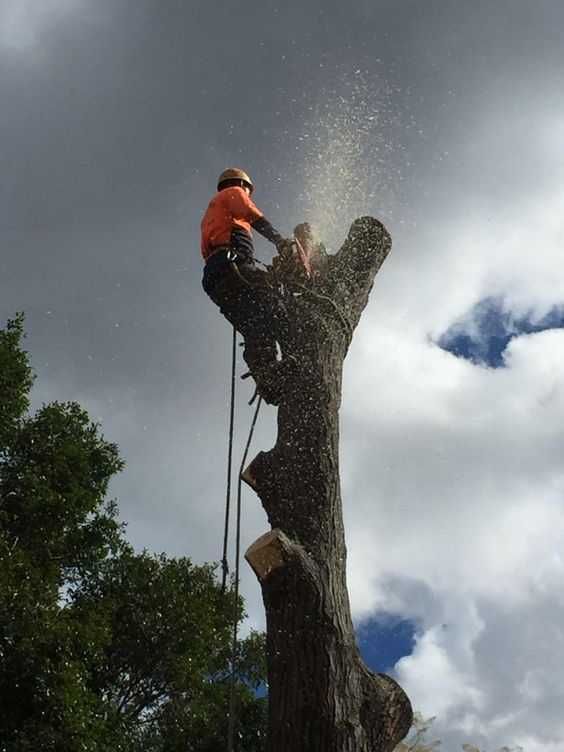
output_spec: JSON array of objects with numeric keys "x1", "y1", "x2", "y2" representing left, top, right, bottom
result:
[
  {"x1": 0, "y1": 313, "x2": 34, "y2": 451},
  {"x1": 0, "y1": 316, "x2": 267, "y2": 751},
  {"x1": 70, "y1": 550, "x2": 267, "y2": 751}
]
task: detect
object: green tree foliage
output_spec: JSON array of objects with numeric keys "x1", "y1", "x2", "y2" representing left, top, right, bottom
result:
[
  {"x1": 0, "y1": 316, "x2": 267, "y2": 751},
  {"x1": 0, "y1": 313, "x2": 34, "y2": 452}
]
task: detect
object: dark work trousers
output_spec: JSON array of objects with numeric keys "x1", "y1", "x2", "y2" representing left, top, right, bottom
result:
[{"x1": 202, "y1": 249, "x2": 283, "y2": 376}]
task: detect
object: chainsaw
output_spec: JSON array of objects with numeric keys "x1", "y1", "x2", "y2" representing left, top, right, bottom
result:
[{"x1": 271, "y1": 223, "x2": 326, "y2": 285}]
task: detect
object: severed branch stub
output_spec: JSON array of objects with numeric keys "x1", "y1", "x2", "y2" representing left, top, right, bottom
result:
[
  {"x1": 245, "y1": 528, "x2": 316, "y2": 583},
  {"x1": 245, "y1": 217, "x2": 413, "y2": 752},
  {"x1": 245, "y1": 530, "x2": 287, "y2": 581}
]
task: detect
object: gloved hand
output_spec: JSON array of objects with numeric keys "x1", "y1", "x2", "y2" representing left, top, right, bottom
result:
[{"x1": 275, "y1": 238, "x2": 295, "y2": 259}]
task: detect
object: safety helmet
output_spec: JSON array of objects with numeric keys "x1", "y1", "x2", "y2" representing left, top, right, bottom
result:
[{"x1": 217, "y1": 168, "x2": 254, "y2": 194}]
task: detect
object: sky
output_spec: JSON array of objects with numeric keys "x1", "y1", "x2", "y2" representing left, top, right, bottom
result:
[{"x1": 2, "y1": 1, "x2": 564, "y2": 749}]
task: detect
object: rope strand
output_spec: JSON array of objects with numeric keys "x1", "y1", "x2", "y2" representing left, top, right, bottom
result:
[
  {"x1": 221, "y1": 327, "x2": 237, "y2": 592},
  {"x1": 227, "y1": 395, "x2": 262, "y2": 752}
]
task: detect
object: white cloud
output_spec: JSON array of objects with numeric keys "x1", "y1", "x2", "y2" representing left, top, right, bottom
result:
[
  {"x1": 337, "y1": 188, "x2": 564, "y2": 747},
  {"x1": 294, "y1": 79, "x2": 564, "y2": 746},
  {"x1": 0, "y1": 0, "x2": 84, "y2": 53},
  {"x1": 396, "y1": 623, "x2": 485, "y2": 720},
  {"x1": 342, "y1": 336, "x2": 564, "y2": 744}
]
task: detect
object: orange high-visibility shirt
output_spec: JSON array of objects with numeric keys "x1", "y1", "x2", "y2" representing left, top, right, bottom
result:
[{"x1": 200, "y1": 187, "x2": 264, "y2": 260}]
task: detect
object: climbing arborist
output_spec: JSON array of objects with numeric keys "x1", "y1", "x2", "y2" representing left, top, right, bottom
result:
[{"x1": 201, "y1": 168, "x2": 293, "y2": 404}]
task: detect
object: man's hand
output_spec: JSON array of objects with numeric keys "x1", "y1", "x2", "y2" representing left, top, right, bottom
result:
[{"x1": 275, "y1": 238, "x2": 295, "y2": 260}]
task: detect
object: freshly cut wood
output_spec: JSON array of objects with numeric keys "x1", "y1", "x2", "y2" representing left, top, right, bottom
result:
[{"x1": 245, "y1": 529, "x2": 287, "y2": 581}]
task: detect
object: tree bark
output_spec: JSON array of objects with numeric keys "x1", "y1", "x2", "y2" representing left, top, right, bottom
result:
[{"x1": 244, "y1": 217, "x2": 413, "y2": 751}]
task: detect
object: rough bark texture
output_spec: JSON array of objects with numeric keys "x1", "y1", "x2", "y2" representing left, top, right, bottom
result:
[{"x1": 245, "y1": 217, "x2": 413, "y2": 752}]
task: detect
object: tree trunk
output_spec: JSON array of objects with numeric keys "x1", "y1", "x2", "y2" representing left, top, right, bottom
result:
[{"x1": 244, "y1": 217, "x2": 413, "y2": 752}]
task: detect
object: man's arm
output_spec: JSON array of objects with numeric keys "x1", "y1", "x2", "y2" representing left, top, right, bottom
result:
[
  {"x1": 227, "y1": 186, "x2": 292, "y2": 249},
  {"x1": 251, "y1": 217, "x2": 284, "y2": 246}
]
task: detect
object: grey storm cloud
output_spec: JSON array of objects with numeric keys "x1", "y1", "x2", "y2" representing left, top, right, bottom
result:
[
  {"x1": 2, "y1": 2, "x2": 564, "y2": 749},
  {"x1": 2, "y1": 0, "x2": 563, "y2": 591}
]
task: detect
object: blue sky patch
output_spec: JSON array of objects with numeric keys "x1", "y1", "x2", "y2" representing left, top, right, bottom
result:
[
  {"x1": 357, "y1": 615, "x2": 417, "y2": 673},
  {"x1": 438, "y1": 298, "x2": 564, "y2": 368}
]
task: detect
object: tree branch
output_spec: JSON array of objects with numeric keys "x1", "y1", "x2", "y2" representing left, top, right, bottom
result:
[{"x1": 328, "y1": 216, "x2": 392, "y2": 327}]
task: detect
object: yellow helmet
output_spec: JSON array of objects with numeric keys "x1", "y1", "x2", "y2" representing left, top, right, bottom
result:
[{"x1": 217, "y1": 168, "x2": 254, "y2": 193}]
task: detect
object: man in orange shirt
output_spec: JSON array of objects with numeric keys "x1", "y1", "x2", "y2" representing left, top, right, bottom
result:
[{"x1": 201, "y1": 168, "x2": 292, "y2": 405}]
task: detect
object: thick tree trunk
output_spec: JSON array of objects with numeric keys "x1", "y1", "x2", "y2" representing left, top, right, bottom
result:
[{"x1": 245, "y1": 217, "x2": 413, "y2": 751}]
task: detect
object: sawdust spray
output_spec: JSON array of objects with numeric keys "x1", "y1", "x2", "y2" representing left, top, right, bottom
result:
[{"x1": 292, "y1": 68, "x2": 409, "y2": 251}]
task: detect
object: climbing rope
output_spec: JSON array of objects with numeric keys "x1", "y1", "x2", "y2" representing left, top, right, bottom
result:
[
  {"x1": 218, "y1": 322, "x2": 263, "y2": 750},
  {"x1": 221, "y1": 326, "x2": 237, "y2": 593},
  {"x1": 226, "y1": 393, "x2": 262, "y2": 752}
]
